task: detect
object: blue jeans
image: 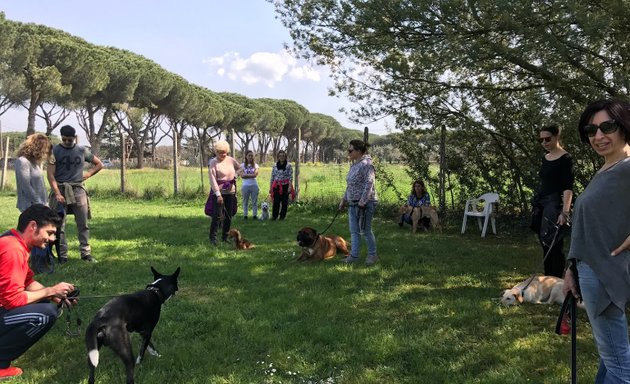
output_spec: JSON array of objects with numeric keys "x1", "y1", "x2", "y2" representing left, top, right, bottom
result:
[
  {"x1": 578, "y1": 262, "x2": 630, "y2": 383},
  {"x1": 348, "y1": 201, "x2": 377, "y2": 259},
  {"x1": 241, "y1": 184, "x2": 259, "y2": 217}
]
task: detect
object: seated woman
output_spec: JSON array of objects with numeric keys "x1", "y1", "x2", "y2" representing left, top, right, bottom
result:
[{"x1": 399, "y1": 179, "x2": 432, "y2": 229}]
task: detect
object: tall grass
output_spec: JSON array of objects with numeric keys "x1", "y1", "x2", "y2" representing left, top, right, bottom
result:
[{"x1": 0, "y1": 192, "x2": 598, "y2": 384}]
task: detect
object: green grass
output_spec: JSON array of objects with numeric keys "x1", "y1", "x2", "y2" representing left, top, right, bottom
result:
[
  {"x1": 0, "y1": 192, "x2": 598, "y2": 384},
  {"x1": 2, "y1": 163, "x2": 413, "y2": 208}
]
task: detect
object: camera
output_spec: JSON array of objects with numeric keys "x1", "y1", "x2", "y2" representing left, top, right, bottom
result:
[{"x1": 66, "y1": 287, "x2": 80, "y2": 299}]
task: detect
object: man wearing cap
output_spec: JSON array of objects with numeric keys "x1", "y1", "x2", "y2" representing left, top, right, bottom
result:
[{"x1": 47, "y1": 125, "x2": 103, "y2": 263}]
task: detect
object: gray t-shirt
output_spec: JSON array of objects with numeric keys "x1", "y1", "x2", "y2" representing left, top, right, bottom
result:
[
  {"x1": 569, "y1": 157, "x2": 630, "y2": 314},
  {"x1": 51, "y1": 144, "x2": 94, "y2": 183}
]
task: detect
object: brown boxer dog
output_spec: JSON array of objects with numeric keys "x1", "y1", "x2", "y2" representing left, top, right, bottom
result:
[{"x1": 296, "y1": 227, "x2": 349, "y2": 261}]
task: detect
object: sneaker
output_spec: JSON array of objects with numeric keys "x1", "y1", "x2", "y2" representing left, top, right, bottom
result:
[
  {"x1": 210, "y1": 238, "x2": 218, "y2": 246},
  {"x1": 252, "y1": 216, "x2": 258, "y2": 220},
  {"x1": 81, "y1": 255, "x2": 97, "y2": 263},
  {"x1": 342, "y1": 256, "x2": 358, "y2": 264},
  {"x1": 0, "y1": 366, "x2": 23, "y2": 379},
  {"x1": 366, "y1": 255, "x2": 379, "y2": 266}
]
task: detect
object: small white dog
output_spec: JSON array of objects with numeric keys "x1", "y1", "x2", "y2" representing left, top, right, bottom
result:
[
  {"x1": 260, "y1": 202, "x2": 269, "y2": 220},
  {"x1": 500, "y1": 275, "x2": 566, "y2": 306}
]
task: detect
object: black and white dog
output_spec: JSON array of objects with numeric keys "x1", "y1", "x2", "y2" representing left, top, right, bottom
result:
[{"x1": 85, "y1": 266, "x2": 180, "y2": 384}]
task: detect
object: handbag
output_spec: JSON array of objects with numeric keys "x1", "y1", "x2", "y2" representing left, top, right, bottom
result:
[{"x1": 204, "y1": 193, "x2": 214, "y2": 216}]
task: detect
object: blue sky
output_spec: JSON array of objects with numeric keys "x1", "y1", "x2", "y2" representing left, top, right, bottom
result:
[{"x1": 0, "y1": 1, "x2": 391, "y2": 139}]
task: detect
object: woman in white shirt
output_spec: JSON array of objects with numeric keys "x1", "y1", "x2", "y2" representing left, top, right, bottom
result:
[{"x1": 238, "y1": 150, "x2": 260, "y2": 220}]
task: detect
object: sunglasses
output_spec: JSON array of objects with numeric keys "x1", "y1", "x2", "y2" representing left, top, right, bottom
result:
[
  {"x1": 583, "y1": 119, "x2": 619, "y2": 137},
  {"x1": 537, "y1": 137, "x2": 553, "y2": 143}
]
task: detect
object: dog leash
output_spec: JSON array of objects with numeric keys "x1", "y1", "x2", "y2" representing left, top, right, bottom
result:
[
  {"x1": 555, "y1": 293, "x2": 577, "y2": 384},
  {"x1": 520, "y1": 216, "x2": 565, "y2": 295},
  {"x1": 317, "y1": 208, "x2": 343, "y2": 236}
]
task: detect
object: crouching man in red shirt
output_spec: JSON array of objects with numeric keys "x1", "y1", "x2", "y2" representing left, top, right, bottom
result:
[{"x1": 0, "y1": 204, "x2": 76, "y2": 379}]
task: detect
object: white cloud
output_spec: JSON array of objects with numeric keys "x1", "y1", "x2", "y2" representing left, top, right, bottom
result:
[{"x1": 203, "y1": 50, "x2": 321, "y2": 88}]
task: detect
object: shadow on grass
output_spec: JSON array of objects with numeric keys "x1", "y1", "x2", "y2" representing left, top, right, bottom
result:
[{"x1": 22, "y1": 208, "x2": 595, "y2": 384}]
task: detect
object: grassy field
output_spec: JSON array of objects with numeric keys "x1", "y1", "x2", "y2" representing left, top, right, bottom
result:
[
  {"x1": 0, "y1": 189, "x2": 600, "y2": 384},
  {"x1": 1, "y1": 163, "x2": 414, "y2": 207}
]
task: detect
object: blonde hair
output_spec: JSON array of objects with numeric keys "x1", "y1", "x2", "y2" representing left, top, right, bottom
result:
[
  {"x1": 16, "y1": 133, "x2": 51, "y2": 164},
  {"x1": 214, "y1": 140, "x2": 230, "y2": 154}
]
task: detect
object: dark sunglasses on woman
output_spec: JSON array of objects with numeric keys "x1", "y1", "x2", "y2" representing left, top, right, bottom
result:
[{"x1": 583, "y1": 119, "x2": 619, "y2": 137}]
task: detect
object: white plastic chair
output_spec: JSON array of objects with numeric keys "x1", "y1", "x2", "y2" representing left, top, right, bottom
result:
[{"x1": 461, "y1": 192, "x2": 499, "y2": 237}]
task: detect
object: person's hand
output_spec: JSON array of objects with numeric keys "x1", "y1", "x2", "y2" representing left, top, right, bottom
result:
[
  {"x1": 55, "y1": 193, "x2": 65, "y2": 204},
  {"x1": 51, "y1": 282, "x2": 75, "y2": 298},
  {"x1": 217, "y1": 195, "x2": 224, "y2": 205},
  {"x1": 52, "y1": 282, "x2": 77, "y2": 307},
  {"x1": 557, "y1": 213, "x2": 567, "y2": 226},
  {"x1": 611, "y1": 233, "x2": 630, "y2": 256},
  {"x1": 562, "y1": 268, "x2": 580, "y2": 300},
  {"x1": 338, "y1": 199, "x2": 346, "y2": 211}
]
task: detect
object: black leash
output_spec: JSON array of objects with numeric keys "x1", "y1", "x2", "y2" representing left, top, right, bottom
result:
[
  {"x1": 555, "y1": 293, "x2": 577, "y2": 384},
  {"x1": 317, "y1": 208, "x2": 343, "y2": 236},
  {"x1": 520, "y1": 216, "x2": 566, "y2": 294}
]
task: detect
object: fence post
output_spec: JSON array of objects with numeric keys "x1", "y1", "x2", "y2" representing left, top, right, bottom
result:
[{"x1": 1, "y1": 136, "x2": 9, "y2": 191}]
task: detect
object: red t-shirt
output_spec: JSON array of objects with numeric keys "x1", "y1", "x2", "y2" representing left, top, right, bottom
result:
[{"x1": 0, "y1": 229, "x2": 34, "y2": 309}]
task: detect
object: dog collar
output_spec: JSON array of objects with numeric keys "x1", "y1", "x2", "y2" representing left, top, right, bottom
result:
[{"x1": 146, "y1": 285, "x2": 165, "y2": 303}]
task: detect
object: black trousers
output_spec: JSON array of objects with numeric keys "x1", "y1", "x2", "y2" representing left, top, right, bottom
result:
[
  {"x1": 538, "y1": 194, "x2": 565, "y2": 278},
  {"x1": 209, "y1": 194, "x2": 236, "y2": 241},
  {"x1": 272, "y1": 184, "x2": 289, "y2": 220},
  {"x1": 0, "y1": 302, "x2": 58, "y2": 368}
]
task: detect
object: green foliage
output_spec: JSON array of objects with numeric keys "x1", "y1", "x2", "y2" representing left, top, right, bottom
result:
[{"x1": 272, "y1": 0, "x2": 627, "y2": 212}]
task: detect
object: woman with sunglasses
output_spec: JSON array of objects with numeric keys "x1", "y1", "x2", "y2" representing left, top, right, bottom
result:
[
  {"x1": 533, "y1": 124, "x2": 574, "y2": 278},
  {"x1": 564, "y1": 99, "x2": 630, "y2": 384}
]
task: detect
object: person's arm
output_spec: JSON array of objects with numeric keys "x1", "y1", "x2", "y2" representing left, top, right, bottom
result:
[
  {"x1": 24, "y1": 280, "x2": 75, "y2": 305},
  {"x1": 359, "y1": 164, "x2": 375, "y2": 207},
  {"x1": 84, "y1": 153, "x2": 103, "y2": 181},
  {"x1": 47, "y1": 154, "x2": 65, "y2": 204},
  {"x1": 15, "y1": 158, "x2": 37, "y2": 205},
  {"x1": 558, "y1": 155, "x2": 575, "y2": 225}
]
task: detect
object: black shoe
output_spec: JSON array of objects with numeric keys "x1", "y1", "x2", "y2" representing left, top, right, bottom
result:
[
  {"x1": 398, "y1": 221, "x2": 404, "y2": 227},
  {"x1": 244, "y1": 216, "x2": 248, "y2": 220},
  {"x1": 58, "y1": 257, "x2": 68, "y2": 264},
  {"x1": 252, "y1": 216, "x2": 258, "y2": 220},
  {"x1": 210, "y1": 238, "x2": 217, "y2": 246},
  {"x1": 81, "y1": 255, "x2": 97, "y2": 263}
]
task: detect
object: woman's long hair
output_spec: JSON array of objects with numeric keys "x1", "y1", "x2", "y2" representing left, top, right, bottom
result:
[
  {"x1": 16, "y1": 133, "x2": 51, "y2": 164},
  {"x1": 244, "y1": 150, "x2": 256, "y2": 167},
  {"x1": 411, "y1": 179, "x2": 426, "y2": 198},
  {"x1": 276, "y1": 150, "x2": 287, "y2": 170}
]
